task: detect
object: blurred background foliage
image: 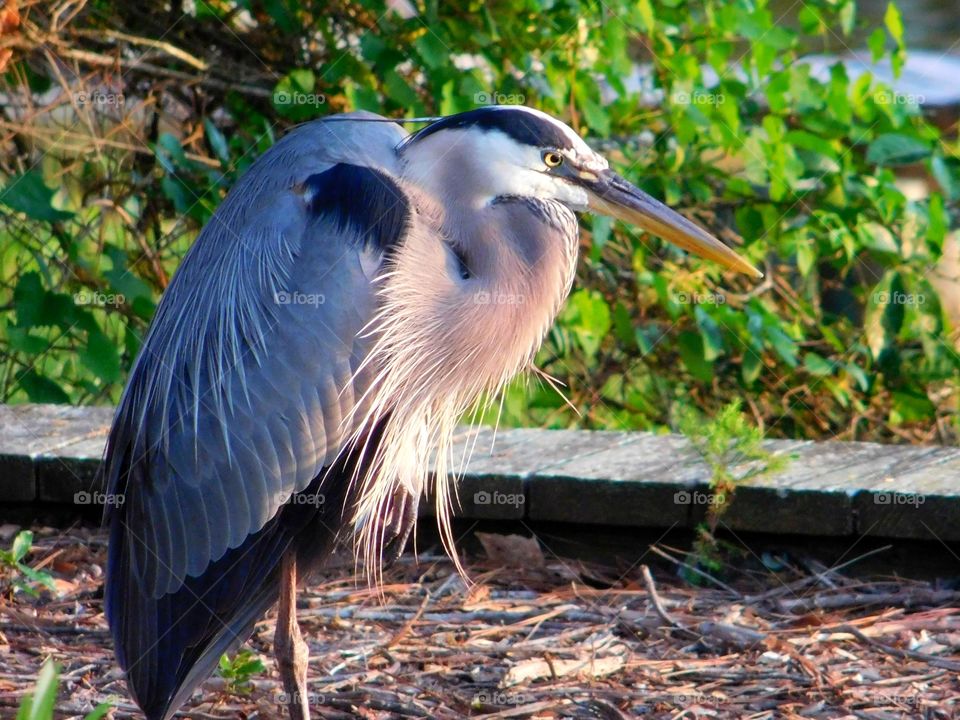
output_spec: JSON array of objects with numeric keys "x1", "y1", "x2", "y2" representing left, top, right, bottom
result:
[{"x1": 0, "y1": 0, "x2": 958, "y2": 443}]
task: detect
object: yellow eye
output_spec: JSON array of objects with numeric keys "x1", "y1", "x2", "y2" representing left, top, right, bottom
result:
[{"x1": 542, "y1": 150, "x2": 564, "y2": 168}]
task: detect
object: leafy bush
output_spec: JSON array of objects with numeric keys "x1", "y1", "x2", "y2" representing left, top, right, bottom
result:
[{"x1": 0, "y1": 0, "x2": 956, "y2": 442}]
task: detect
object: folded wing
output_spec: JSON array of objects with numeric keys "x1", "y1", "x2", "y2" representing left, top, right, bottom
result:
[{"x1": 102, "y1": 113, "x2": 411, "y2": 720}]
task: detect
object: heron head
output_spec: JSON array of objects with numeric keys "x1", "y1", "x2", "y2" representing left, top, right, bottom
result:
[{"x1": 400, "y1": 105, "x2": 761, "y2": 278}]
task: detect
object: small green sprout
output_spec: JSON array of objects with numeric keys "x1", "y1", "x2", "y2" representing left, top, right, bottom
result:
[
  {"x1": 1, "y1": 531, "x2": 57, "y2": 597},
  {"x1": 218, "y1": 649, "x2": 266, "y2": 694},
  {"x1": 676, "y1": 400, "x2": 793, "y2": 582},
  {"x1": 17, "y1": 659, "x2": 113, "y2": 720}
]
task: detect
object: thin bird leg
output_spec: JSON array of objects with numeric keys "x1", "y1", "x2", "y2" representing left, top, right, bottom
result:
[
  {"x1": 386, "y1": 487, "x2": 418, "y2": 563},
  {"x1": 276, "y1": 548, "x2": 310, "y2": 720}
]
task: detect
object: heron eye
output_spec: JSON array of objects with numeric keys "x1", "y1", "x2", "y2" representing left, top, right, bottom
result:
[{"x1": 542, "y1": 151, "x2": 564, "y2": 168}]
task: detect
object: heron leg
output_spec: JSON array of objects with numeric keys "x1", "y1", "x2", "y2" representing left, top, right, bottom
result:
[
  {"x1": 276, "y1": 548, "x2": 310, "y2": 720},
  {"x1": 386, "y1": 487, "x2": 418, "y2": 563}
]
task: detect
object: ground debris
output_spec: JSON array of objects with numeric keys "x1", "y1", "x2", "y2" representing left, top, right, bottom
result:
[{"x1": 0, "y1": 526, "x2": 958, "y2": 719}]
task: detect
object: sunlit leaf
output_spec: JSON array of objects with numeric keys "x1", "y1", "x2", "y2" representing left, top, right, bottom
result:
[
  {"x1": 866, "y1": 134, "x2": 930, "y2": 166},
  {"x1": 0, "y1": 170, "x2": 73, "y2": 223}
]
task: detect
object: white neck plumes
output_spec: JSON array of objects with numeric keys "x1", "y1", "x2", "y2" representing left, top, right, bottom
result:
[{"x1": 341, "y1": 167, "x2": 579, "y2": 583}]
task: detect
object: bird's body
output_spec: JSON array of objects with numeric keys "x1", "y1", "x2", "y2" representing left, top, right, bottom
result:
[{"x1": 103, "y1": 107, "x2": 759, "y2": 720}]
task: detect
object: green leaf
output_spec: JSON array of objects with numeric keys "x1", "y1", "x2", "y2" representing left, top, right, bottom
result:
[
  {"x1": 160, "y1": 174, "x2": 190, "y2": 212},
  {"x1": 839, "y1": 0, "x2": 856, "y2": 35},
  {"x1": 927, "y1": 193, "x2": 947, "y2": 251},
  {"x1": 11, "y1": 531, "x2": 33, "y2": 563},
  {"x1": 156, "y1": 133, "x2": 188, "y2": 167},
  {"x1": 636, "y1": 0, "x2": 655, "y2": 33},
  {"x1": 884, "y1": 2, "x2": 904, "y2": 49},
  {"x1": 17, "y1": 564, "x2": 57, "y2": 592},
  {"x1": 7, "y1": 326, "x2": 49, "y2": 355},
  {"x1": 80, "y1": 328, "x2": 121, "y2": 384},
  {"x1": 17, "y1": 659, "x2": 58, "y2": 720},
  {"x1": 694, "y1": 306, "x2": 725, "y2": 361},
  {"x1": 890, "y1": 390, "x2": 935, "y2": 424},
  {"x1": 17, "y1": 370, "x2": 71, "y2": 404},
  {"x1": 741, "y1": 350, "x2": 762, "y2": 385},
  {"x1": 612, "y1": 302, "x2": 635, "y2": 350},
  {"x1": 804, "y1": 353, "x2": 834, "y2": 376},
  {"x1": 263, "y1": 0, "x2": 297, "y2": 33},
  {"x1": 764, "y1": 324, "x2": 798, "y2": 368},
  {"x1": 203, "y1": 118, "x2": 230, "y2": 165},
  {"x1": 383, "y1": 69, "x2": 419, "y2": 107},
  {"x1": 865, "y1": 271, "x2": 906, "y2": 369},
  {"x1": 102, "y1": 246, "x2": 153, "y2": 303},
  {"x1": 866, "y1": 134, "x2": 930, "y2": 166},
  {"x1": 678, "y1": 331, "x2": 713, "y2": 382},
  {"x1": 83, "y1": 703, "x2": 114, "y2": 720},
  {"x1": 561, "y1": 289, "x2": 611, "y2": 357},
  {"x1": 414, "y1": 31, "x2": 447, "y2": 69},
  {"x1": 845, "y1": 362, "x2": 871, "y2": 392},
  {"x1": 931, "y1": 155, "x2": 958, "y2": 201},
  {"x1": 589, "y1": 215, "x2": 612, "y2": 257},
  {"x1": 0, "y1": 170, "x2": 73, "y2": 222},
  {"x1": 797, "y1": 242, "x2": 816, "y2": 278},
  {"x1": 868, "y1": 28, "x2": 887, "y2": 62},
  {"x1": 575, "y1": 89, "x2": 611, "y2": 135},
  {"x1": 13, "y1": 272, "x2": 45, "y2": 328}
]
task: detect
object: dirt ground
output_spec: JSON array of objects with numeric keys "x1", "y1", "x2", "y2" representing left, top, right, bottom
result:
[{"x1": 1, "y1": 523, "x2": 959, "y2": 719}]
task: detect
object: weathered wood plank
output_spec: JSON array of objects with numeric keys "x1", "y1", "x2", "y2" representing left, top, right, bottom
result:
[
  {"x1": 2, "y1": 404, "x2": 959, "y2": 543},
  {"x1": 0, "y1": 404, "x2": 112, "y2": 503}
]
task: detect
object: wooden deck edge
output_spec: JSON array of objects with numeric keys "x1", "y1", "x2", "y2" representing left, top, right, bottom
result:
[{"x1": 1, "y1": 404, "x2": 958, "y2": 541}]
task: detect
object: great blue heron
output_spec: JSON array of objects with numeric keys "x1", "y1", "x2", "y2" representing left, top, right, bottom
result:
[{"x1": 102, "y1": 106, "x2": 760, "y2": 720}]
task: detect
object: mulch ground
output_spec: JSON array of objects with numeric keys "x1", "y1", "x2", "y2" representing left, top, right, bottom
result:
[{"x1": 1, "y1": 524, "x2": 959, "y2": 719}]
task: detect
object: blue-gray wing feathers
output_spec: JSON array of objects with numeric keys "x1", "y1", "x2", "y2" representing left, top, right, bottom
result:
[{"x1": 102, "y1": 114, "x2": 410, "y2": 720}]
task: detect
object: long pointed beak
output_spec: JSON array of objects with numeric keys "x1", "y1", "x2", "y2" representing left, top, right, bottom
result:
[{"x1": 585, "y1": 170, "x2": 763, "y2": 278}]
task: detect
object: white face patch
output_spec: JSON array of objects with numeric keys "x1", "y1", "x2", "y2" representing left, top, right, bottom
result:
[
  {"x1": 470, "y1": 130, "x2": 597, "y2": 209},
  {"x1": 400, "y1": 107, "x2": 607, "y2": 211}
]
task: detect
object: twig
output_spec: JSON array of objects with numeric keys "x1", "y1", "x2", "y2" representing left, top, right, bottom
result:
[
  {"x1": 71, "y1": 28, "x2": 209, "y2": 70},
  {"x1": 647, "y1": 544, "x2": 743, "y2": 598},
  {"x1": 49, "y1": 46, "x2": 273, "y2": 98},
  {"x1": 777, "y1": 589, "x2": 960, "y2": 614},
  {"x1": 838, "y1": 624, "x2": 960, "y2": 672},
  {"x1": 743, "y1": 544, "x2": 893, "y2": 604},
  {"x1": 386, "y1": 590, "x2": 430, "y2": 647},
  {"x1": 640, "y1": 565, "x2": 697, "y2": 639}
]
